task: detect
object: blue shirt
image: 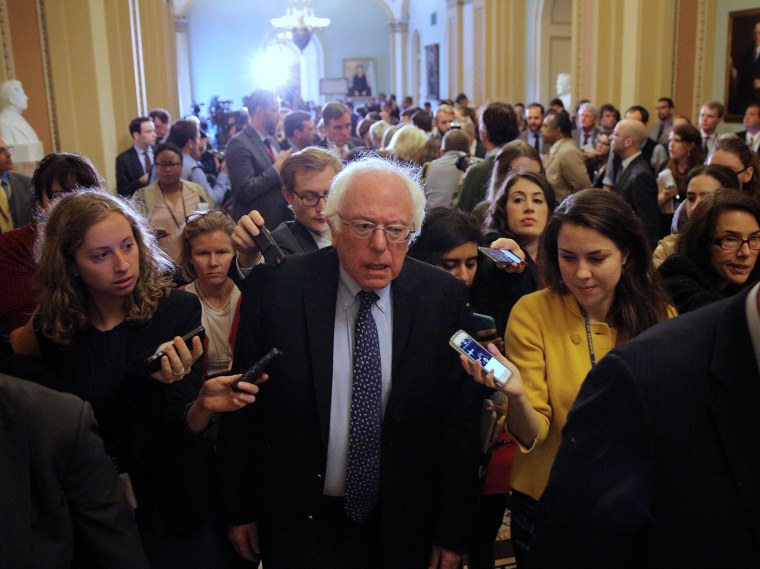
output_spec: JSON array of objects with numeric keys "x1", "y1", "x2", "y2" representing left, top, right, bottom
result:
[{"x1": 323, "y1": 267, "x2": 393, "y2": 496}]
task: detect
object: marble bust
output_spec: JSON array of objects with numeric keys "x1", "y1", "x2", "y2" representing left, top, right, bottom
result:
[
  {"x1": 0, "y1": 80, "x2": 43, "y2": 161},
  {"x1": 556, "y1": 72, "x2": 572, "y2": 112}
]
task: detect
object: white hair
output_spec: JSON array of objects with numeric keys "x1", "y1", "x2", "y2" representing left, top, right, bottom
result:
[{"x1": 324, "y1": 157, "x2": 426, "y2": 237}]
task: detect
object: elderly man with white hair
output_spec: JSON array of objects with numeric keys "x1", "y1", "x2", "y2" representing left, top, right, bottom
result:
[{"x1": 219, "y1": 157, "x2": 486, "y2": 569}]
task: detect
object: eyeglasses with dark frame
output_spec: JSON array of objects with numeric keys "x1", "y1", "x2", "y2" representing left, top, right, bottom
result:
[
  {"x1": 292, "y1": 191, "x2": 329, "y2": 207},
  {"x1": 339, "y1": 214, "x2": 414, "y2": 243},
  {"x1": 155, "y1": 161, "x2": 182, "y2": 169},
  {"x1": 712, "y1": 235, "x2": 760, "y2": 251}
]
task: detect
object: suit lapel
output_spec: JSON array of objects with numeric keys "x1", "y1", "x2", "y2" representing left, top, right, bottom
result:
[
  {"x1": 709, "y1": 291, "x2": 760, "y2": 545},
  {"x1": 245, "y1": 126, "x2": 274, "y2": 168},
  {"x1": 390, "y1": 261, "x2": 420, "y2": 379},
  {"x1": 0, "y1": 394, "x2": 31, "y2": 567},
  {"x1": 293, "y1": 221, "x2": 319, "y2": 252},
  {"x1": 303, "y1": 250, "x2": 339, "y2": 446}
]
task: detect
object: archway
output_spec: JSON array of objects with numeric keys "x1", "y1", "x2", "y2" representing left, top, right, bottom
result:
[{"x1": 533, "y1": 0, "x2": 572, "y2": 107}]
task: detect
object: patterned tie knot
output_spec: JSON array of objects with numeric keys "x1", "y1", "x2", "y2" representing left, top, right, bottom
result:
[{"x1": 358, "y1": 290, "x2": 378, "y2": 309}]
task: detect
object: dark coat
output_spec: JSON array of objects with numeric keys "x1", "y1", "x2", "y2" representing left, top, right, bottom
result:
[
  {"x1": 270, "y1": 219, "x2": 319, "y2": 255},
  {"x1": 529, "y1": 288, "x2": 760, "y2": 568},
  {"x1": 613, "y1": 153, "x2": 659, "y2": 247},
  {"x1": 225, "y1": 124, "x2": 291, "y2": 228},
  {"x1": 0, "y1": 375, "x2": 149, "y2": 568},
  {"x1": 217, "y1": 247, "x2": 483, "y2": 568}
]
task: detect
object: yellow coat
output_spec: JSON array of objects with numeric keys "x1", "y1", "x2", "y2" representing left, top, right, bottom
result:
[{"x1": 506, "y1": 289, "x2": 617, "y2": 500}]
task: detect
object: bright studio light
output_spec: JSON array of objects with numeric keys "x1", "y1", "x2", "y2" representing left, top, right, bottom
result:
[{"x1": 252, "y1": 43, "x2": 297, "y2": 90}]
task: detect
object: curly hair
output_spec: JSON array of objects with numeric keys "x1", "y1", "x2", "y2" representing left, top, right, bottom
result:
[
  {"x1": 179, "y1": 209, "x2": 236, "y2": 281},
  {"x1": 35, "y1": 188, "x2": 175, "y2": 345},
  {"x1": 484, "y1": 171, "x2": 557, "y2": 239},
  {"x1": 540, "y1": 189, "x2": 671, "y2": 343}
]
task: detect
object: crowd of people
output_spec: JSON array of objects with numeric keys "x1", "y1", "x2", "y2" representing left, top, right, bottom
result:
[{"x1": 0, "y1": 86, "x2": 759, "y2": 569}]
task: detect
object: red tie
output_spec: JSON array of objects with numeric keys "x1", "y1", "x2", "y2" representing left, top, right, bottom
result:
[
  {"x1": 264, "y1": 138, "x2": 275, "y2": 162},
  {"x1": 144, "y1": 151, "x2": 152, "y2": 174}
]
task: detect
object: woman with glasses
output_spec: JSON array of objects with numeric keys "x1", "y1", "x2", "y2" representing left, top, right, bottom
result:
[
  {"x1": 590, "y1": 132, "x2": 611, "y2": 188},
  {"x1": 659, "y1": 189, "x2": 760, "y2": 314},
  {"x1": 179, "y1": 209, "x2": 241, "y2": 377},
  {"x1": 132, "y1": 142, "x2": 211, "y2": 263}
]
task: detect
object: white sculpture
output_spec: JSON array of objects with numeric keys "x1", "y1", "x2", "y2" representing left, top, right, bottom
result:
[
  {"x1": 556, "y1": 73, "x2": 572, "y2": 112},
  {"x1": 0, "y1": 80, "x2": 43, "y2": 162}
]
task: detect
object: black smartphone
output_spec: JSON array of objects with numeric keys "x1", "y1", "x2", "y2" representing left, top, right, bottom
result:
[
  {"x1": 253, "y1": 223, "x2": 286, "y2": 266},
  {"x1": 478, "y1": 246, "x2": 523, "y2": 266},
  {"x1": 143, "y1": 325, "x2": 205, "y2": 375},
  {"x1": 231, "y1": 348, "x2": 285, "y2": 393}
]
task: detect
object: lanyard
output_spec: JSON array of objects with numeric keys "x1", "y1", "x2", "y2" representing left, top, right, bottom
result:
[
  {"x1": 577, "y1": 304, "x2": 597, "y2": 367},
  {"x1": 158, "y1": 183, "x2": 187, "y2": 229}
]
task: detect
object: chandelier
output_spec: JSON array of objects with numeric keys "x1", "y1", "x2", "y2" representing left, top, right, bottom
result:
[{"x1": 270, "y1": 0, "x2": 331, "y2": 52}]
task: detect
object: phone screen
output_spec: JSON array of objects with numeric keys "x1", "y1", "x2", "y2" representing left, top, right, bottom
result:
[
  {"x1": 478, "y1": 247, "x2": 522, "y2": 265},
  {"x1": 457, "y1": 334, "x2": 509, "y2": 379}
]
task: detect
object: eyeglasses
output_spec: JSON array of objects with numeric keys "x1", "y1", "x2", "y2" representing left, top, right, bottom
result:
[
  {"x1": 0, "y1": 145, "x2": 14, "y2": 155},
  {"x1": 594, "y1": 137, "x2": 610, "y2": 145},
  {"x1": 339, "y1": 214, "x2": 414, "y2": 243},
  {"x1": 292, "y1": 191, "x2": 329, "y2": 207},
  {"x1": 185, "y1": 208, "x2": 228, "y2": 223},
  {"x1": 155, "y1": 162, "x2": 182, "y2": 169},
  {"x1": 712, "y1": 235, "x2": 760, "y2": 251}
]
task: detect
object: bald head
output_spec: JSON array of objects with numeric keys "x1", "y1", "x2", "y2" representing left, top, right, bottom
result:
[{"x1": 612, "y1": 118, "x2": 647, "y2": 159}]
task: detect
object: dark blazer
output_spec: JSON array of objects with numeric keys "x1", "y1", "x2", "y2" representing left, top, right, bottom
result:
[
  {"x1": 115, "y1": 146, "x2": 148, "y2": 197},
  {"x1": 270, "y1": 219, "x2": 319, "y2": 255},
  {"x1": 0, "y1": 375, "x2": 149, "y2": 569},
  {"x1": 528, "y1": 288, "x2": 760, "y2": 568},
  {"x1": 457, "y1": 153, "x2": 495, "y2": 212},
  {"x1": 613, "y1": 153, "x2": 659, "y2": 247},
  {"x1": 5, "y1": 171, "x2": 33, "y2": 228},
  {"x1": 225, "y1": 124, "x2": 291, "y2": 228},
  {"x1": 217, "y1": 247, "x2": 483, "y2": 568}
]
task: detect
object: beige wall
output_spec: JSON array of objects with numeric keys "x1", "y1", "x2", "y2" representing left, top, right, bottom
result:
[{"x1": 0, "y1": 0, "x2": 178, "y2": 189}]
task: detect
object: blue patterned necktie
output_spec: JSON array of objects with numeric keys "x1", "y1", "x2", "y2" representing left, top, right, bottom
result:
[{"x1": 344, "y1": 290, "x2": 382, "y2": 522}]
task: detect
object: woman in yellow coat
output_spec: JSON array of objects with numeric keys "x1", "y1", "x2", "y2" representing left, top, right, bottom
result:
[{"x1": 462, "y1": 189, "x2": 674, "y2": 566}]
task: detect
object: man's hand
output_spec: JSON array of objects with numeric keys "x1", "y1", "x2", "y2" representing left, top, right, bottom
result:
[
  {"x1": 139, "y1": 172, "x2": 149, "y2": 186},
  {"x1": 428, "y1": 545, "x2": 463, "y2": 569},
  {"x1": 228, "y1": 522, "x2": 261, "y2": 562},
  {"x1": 232, "y1": 210, "x2": 266, "y2": 268},
  {"x1": 273, "y1": 147, "x2": 294, "y2": 172}
]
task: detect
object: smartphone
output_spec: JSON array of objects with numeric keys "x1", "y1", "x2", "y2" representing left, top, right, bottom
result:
[
  {"x1": 449, "y1": 329, "x2": 512, "y2": 387},
  {"x1": 231, "y1": 348, "x2": 285, "y2": 393},
  {"x1": 143, "y1": 325, "x2": 205, "y2": 375},
  {"x1": 478, "y1": 246, "x2": 523, "y2": 266},
  {"x1": 253, "y1": 223, "x2": 286, "y2": 266}
]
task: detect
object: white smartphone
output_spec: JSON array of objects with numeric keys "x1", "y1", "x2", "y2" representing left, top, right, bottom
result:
[{"x1": 449, "y1": 329, "x2": 512, "y2": 387}]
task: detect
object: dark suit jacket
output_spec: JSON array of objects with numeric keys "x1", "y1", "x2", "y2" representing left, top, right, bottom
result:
[
  {"x1": 271, "y1": 219, "x2": 319, "y2": 255},
  {"x1": 315, "y1": 136, "x2": 365, "y2": 153},
  {"x1": 217, "y1": 248, "x2": 482, "y2": 568},
  {"x1": 5, "y1": 171, "x2": 33, "y2": 228},
  {"x1": 0, "y1": 375, "x2": 149, "y2": 569},
  {"x1": 529, "y1": 288, "x2": 760, "y2": 568},
  {"x1": 225, "y1": 124, "x2": 291, "y2": 228},
  {"x1": 457, "y1": 153, "x2": 495, "y2": 212},
  {"x1": 613, "y1": 153, "x2": 659, "y2": 247},
  {"x1": 115, "y1": 146, "x2": 148, "y2": 197}
]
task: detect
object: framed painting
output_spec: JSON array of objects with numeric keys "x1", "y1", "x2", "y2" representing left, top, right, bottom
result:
[
  {"x1": 425, "y1": 44, "x2": 439, "y2": 100},
  {"x1": 726, "y1": 8, "x2": 760, "y2": 120},
  {"x1": 344, "y1": 58, "x2": 375, "y2": 97}
]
